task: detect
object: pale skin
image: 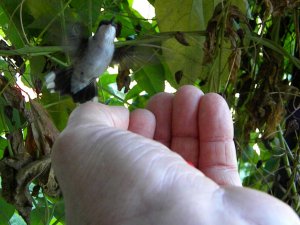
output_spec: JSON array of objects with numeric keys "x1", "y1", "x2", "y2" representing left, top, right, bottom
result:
[{"x1": 52, "y1": 85, "x2": 300, "y2": 225}]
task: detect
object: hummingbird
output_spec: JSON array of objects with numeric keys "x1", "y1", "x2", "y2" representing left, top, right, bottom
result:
[{"x1": 45, "y1": 18, "x2": 117, "y2": 103}]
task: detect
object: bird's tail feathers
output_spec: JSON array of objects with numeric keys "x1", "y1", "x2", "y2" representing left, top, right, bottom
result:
[
  {"x1": 45, "y1": 68, "x2": 73, "y2": 95},
  {"x1": 72, "y1": 81, "x2": 98, "y2": 103},
  {"x1": 45, "y1": 68, "x2": 98, "y2": 103}
]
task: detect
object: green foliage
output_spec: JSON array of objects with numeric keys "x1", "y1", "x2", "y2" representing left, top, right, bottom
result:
[
  {"x1": 0, "y1": 193, "x2": 15, "y2": 223},
  {"x1": 0, "y1": 0, "x2": 300, "y2": 223},
  {"x1": 0, "y1": 0, "x2": 25, "y2": 48},
  {"x1": 155, "y1": 0, "x2": 207, "y2": 87}
]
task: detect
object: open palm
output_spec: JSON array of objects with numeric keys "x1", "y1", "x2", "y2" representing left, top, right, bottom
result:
[{"x1": 52, "y1": 85, "x2": 299, "y2": 225}]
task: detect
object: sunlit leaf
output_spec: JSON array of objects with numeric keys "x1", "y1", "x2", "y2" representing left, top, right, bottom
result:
[
  {"x1": 125, "y1": 84, "x2": 143, "y2": 101},
  {"x1": 0, "y1": 1, "x2": 25, "y2": 48},
  {"x1": 155, "y1": 0, "x2": 212, "y2": 87},
  {"x1": 134, "y1": 64, "x2": 164, "y2": 95}
]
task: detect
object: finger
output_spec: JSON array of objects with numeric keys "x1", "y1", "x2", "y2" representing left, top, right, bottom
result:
[
  {"x1": 67, "y1": 102, "x2": 130, "y2": 130},
  {"x1": 147, "y1": 92, "x2": 173, "y2": 147},
  {"x1": 171, "y1": 85, "x2": 203, "y2": 166},
  {"x1": 129, "y1": 109, "x2": 156, "y2": 138},
  {"x1": 198, "y1": 93, "x2": 241, "y2": 186}
]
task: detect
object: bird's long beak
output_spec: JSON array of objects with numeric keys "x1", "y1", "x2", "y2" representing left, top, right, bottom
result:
[{"x1": 110, "y1": 17, "x2": 115, "y2": 24}]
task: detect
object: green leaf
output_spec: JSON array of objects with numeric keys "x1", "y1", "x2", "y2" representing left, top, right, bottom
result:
[
  {"x1": 20, "y1": 60, "x2": 31, "y2": 89},
  {"x1": 9, "y1": 212, "x2": 26, "y2": 224},
  {"x1": 2, "y1": 107, "x2": 25, "y2": 133},
  {"x1": 30, "y1": 207, "x2": 47, "y2": 225},
  {"x1": 0, "y1": 137, "x2": 8, "y2": 158},
  {"x1": 99, "y1": 73, "x2": 126, "y2": 103},
  {"x1": 100, "y1": 73, "x2": 117, "y2": 87},
  {"x1": 99, "y1": 73, "x2": 118, "y2": 102},
  {"x1": 70, "y1": 0, "x2": 104, "y2": 30},
  {"x1": 25, "y1": 0, "x2": 59, "y2": 20},
  {"x1": 155, "y1": 0, "x2": 220, "y2": 87},
  {"x1": 264, "y1": 157, "x2": 280, "y2": 173},
  {"x1": 245, "y1": 33, "x2": 300, "y2": 69},
  {"x1": 0, "y1": 194, "x2": 15, "y2": 223},
  {"x1": 42, "y1": 93, "x2": 75, "y2": 131},
  {"x1": 0, "y1": 46, "x2": 63, "y2": 57},
  {"x1": 155, "y1": 0, "x2": 249, "y2": 91},
  {"x1": 51, "y1": 200, "x2": 65, "y2": 224},
  {"x1": 0, "y1": 2, "x2": 25, "y2": 48},
  {"x1": 134, "y1": 64, "x2": 165, "y2": 95},
  {"x1": 106, "y1": 97, "x2": 125, "y2": 106},
  {"x1": 125, "y1": 84, "x2": 143, "y2": 101},
  {"x1": 241, "y1": 145, "x2": 260, "y2": 162},
  {"x1": 230, "y1": 0, "x2": 248, "y2": 14},
  {"x1": 0, "y1": 58, "x2": 10, "y2": 78},
  {"x1": 28, "y1": 56, "x2": 47, "y2": 89},
  {"x1": 129, "y1": 94, "x2": 150, "y2": 110},
  {"x1": 202, "y1": 40, "x2": 233, "y2": 92}
]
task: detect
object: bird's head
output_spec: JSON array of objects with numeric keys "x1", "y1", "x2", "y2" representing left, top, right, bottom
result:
[{"x1": 94, "y1": 18, "x2": 120, "y2": 42}]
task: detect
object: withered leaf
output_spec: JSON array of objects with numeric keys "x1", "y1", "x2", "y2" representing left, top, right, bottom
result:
[
  {"x1": 175, "y1": 70, "x2": 183, "y2": 84},
  {"x1": 116, "y1": 68, "x2": 131, "y2": 92},
  {"x1": 174, "y1": 32, "x2": 190, "y2": 46},
  {"x1": 0, "y1": 76, "x2": 61, "y2": 224},
  {"x1": 228, "y1": 48, "x2": 242, "y2": 82},
  {"x1": 26, "y1": 100, "x2": 59, "y2": 155}
]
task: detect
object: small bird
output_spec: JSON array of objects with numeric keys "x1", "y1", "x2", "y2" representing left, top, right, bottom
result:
[{"x1": 45, "y1": 18, "x2": 117, "y2": 103}]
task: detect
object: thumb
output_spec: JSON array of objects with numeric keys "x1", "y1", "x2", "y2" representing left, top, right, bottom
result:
[{"x1": 67, "y1": 102, "x2": 130, "y2": 129}]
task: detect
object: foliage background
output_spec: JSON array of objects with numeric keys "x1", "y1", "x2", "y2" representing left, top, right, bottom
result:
[{"x1": 0, "y1": 0, "x2": 299, "y2": 224}]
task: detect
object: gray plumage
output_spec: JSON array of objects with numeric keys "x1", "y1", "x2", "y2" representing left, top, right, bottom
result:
[{"x1": 45, "y1": 20, "x2": 116, "y2": 103}]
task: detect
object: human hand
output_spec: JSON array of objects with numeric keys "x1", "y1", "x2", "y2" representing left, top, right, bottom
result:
[{"x1": 52, "y1": 85, "x2": 300, "y2": 225}]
